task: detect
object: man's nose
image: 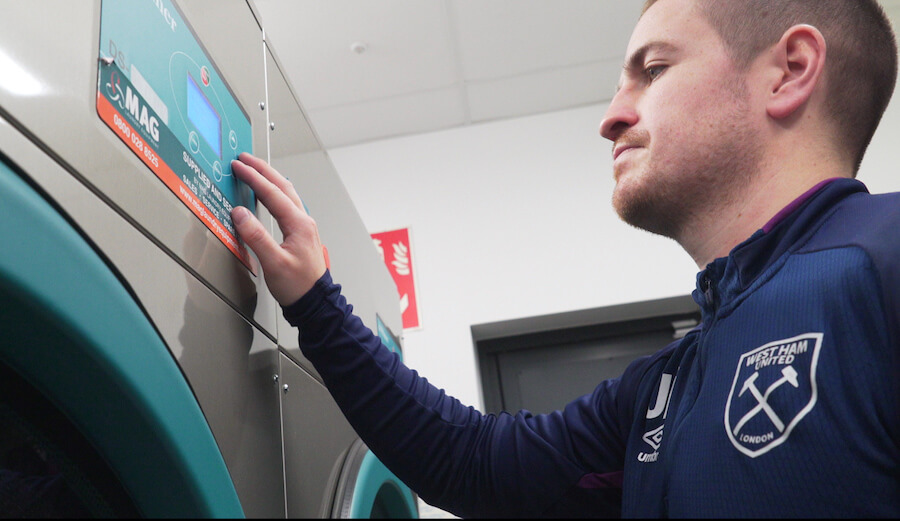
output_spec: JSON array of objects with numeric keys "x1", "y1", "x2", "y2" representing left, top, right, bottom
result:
[{"x1": 599, "y1": 90, "x2": 638, "y2": 142}]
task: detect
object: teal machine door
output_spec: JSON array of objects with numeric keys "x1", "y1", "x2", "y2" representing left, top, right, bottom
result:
[
  {"x1": 97, "y1": 0, "x2": 255, "y2": 269},
  {"x1": 333, "y1": 439, "x2": 419, "y2": 519},
  {"x1": 0, "y1": 154, "x2": 243, "y2": 518}
]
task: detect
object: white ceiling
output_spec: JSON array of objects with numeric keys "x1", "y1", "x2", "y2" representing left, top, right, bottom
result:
[
  {"x1": 250, "y1": 0, "x2": 644, "y2": 149},
  {"x1": 250, "y1": 0, "x2": 900, "y2": 150}
]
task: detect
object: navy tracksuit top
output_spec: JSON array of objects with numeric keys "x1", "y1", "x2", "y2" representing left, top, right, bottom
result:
[{"x1": 284, "y1": 178, "x2": 900, "y2": 518}]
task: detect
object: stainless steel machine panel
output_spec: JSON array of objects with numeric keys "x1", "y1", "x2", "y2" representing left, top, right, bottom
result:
[
  {"x1": 0, "y1": 0, "x2": 278, "y2": 339},
  {"x1": 279, "y1": 352, "x2": 360, "y2": 517}
]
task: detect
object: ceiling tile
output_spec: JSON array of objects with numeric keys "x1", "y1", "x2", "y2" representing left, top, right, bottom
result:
[
  {"x1": 308, "y1": 86, "x2": 468, "y2": 147},
  {"x1": 466, "y1": 57, "x2": 621, "y2": 122},
  {"x1": 451, "y1": 0, "x2": 643, "y2": 80},
  {"x1": 255, "y1": 0, "x2": 459, "y2": 109}
]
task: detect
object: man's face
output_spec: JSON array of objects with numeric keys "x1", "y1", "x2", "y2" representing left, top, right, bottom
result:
[{"x1": 600, "y1": 0, "x2": 763, "y2": 241}]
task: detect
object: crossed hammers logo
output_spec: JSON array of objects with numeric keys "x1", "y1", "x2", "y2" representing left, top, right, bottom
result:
[{"x1": 733, "y1": 365, "x2": 799, "y2": 435}]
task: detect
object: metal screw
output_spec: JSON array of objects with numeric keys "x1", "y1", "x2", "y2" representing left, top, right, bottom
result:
[
  {"x1": 269, "y1": 122, "x2": 276, "y2": 131},
  {"x1": 259, "y1": 102, "x2": 266, "y2": 110},
  {"x1": 99, "y1": 56, "x2": 114, "y2": 66},
  {"x1": 282, "y1": 384, "x2": 289, "y2": 393},
  {"x1": 273, "y1": 374, "x2": 279, "y2": 383}
]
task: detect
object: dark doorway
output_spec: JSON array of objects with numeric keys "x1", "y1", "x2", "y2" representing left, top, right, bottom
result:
[{"x1": 474, "y1": 295, "x2": 700, "y2": 415}]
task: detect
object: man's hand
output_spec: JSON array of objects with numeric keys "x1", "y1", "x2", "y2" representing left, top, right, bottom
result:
[{"x1": 230, "y1": 152, "x2": 327, "y2": 306}]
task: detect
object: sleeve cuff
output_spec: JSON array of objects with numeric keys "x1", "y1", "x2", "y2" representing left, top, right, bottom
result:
[{"x1": 281, "y1": 269, "x2": 334, "y2": 327}]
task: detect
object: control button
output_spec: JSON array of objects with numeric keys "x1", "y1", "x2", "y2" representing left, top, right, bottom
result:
[
  {"x1": 213, "y1": 161, "x2": 223, "y2": 182},
  {"x1": 229, "y1": 130, "x2": 238, "y2": 150},
  {"x1": 189, "y1": 131, "x2": 200, "y2": 154}
]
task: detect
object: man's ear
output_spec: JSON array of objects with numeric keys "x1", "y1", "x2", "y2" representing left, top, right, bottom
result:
[{"x1": 766, "y1": 24, "x2": 827, "y2": 120}]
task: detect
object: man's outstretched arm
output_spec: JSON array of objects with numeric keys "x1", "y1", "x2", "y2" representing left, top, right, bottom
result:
[{"x1": 228, "y1": 153, "x2": 627, "y2": 517}]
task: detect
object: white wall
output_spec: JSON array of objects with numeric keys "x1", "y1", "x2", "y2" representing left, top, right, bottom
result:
[{"x1": 325, "y1": 95, "x2": 900, "y2": 411}]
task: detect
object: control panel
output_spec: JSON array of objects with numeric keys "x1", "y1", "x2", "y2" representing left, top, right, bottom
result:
[{"x1": 97, "y1": 0, "x2": 255, "y2": 269}]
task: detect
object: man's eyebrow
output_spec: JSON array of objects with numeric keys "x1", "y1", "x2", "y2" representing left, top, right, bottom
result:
[
  {"x1": 616, "y1": 41, "x2": 680, "y2": 92},
  {"x1": 624, "y1": 41, "x2": 680, "y2": 73}
]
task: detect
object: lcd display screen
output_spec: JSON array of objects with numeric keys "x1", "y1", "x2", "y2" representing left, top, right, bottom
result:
[{"x1": 186, "y1": 73, "x2": 221, "y2": 157}]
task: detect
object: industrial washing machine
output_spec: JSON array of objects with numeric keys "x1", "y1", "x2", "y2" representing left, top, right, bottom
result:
[{"x1": 0, "y1": 0, "x2": 417, "y2": 517}]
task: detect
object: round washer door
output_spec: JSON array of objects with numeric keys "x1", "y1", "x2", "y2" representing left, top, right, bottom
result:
[
  {"x1": 0, "y1": 154, "x2": 243, "y2": 518},
  {"x1": 333, "y1": 438, "x2": 418, "y2": 518}
]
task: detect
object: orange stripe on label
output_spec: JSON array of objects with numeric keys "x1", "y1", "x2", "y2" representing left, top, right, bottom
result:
[{"x1": 96, "y1": 92, "x2": 254, "y2": 273}]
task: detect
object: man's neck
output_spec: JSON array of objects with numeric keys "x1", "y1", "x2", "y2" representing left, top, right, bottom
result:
[{"x1": 680, "y1": 167, "x2": 851, "y2": 268}]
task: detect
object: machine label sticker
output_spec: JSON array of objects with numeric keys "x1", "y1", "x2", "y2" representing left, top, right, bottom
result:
[
  {"x1": 97, "y1": 0, "x2": 255, "y2": 271},
  {"x1": 724, "y1": 332, "x2": 823, "y2": 458}
]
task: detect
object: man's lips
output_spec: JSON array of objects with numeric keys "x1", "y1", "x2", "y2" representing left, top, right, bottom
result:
[{"x1": 613, "y1": 144, "x2": 641, "y2": 161}]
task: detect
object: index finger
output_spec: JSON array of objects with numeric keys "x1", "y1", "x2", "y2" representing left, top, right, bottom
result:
[
  {"x1": 231, "y1": 156, "x2": 308, "y2": 226},
  {"x1": 234, "y1": 152, "x2": 306, "y2": 212}
]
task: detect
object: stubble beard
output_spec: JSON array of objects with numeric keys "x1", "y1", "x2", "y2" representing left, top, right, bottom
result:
[{"x1": 611, "y1": 83, "x2": 761, "y2": 244}]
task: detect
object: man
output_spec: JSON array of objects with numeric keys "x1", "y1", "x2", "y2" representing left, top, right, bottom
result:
[{"x1": 230, "y1": 0, "x2": 899, "y2": 516}]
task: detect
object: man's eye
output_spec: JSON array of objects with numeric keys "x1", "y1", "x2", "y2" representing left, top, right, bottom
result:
[{"x1": 645, "y1": 65, "x2": 666, "y2": 81}]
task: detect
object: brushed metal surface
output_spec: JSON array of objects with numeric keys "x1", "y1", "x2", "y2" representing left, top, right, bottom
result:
[
  {"x1": 0, "y1": 0, "x2": 278, "y2": 339},
  {"x1": 279, "y1": 352, "x2": 360, "y2": 518}
]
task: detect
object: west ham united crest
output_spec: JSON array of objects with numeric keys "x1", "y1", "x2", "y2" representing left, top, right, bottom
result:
[{"x1": 724, "y1": 333, "x2": 823, "y2": 458}]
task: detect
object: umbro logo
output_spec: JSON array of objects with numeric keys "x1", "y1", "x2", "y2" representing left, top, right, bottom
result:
[
  {"x1": 638, "y1": 425, "x2": 663, "y2": 461},
  {"x1": 642, "y1": 424, "x2": 664, "y2": 450}
]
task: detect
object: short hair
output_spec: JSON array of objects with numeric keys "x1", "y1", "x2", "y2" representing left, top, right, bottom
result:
[{"x1": 642, "y1": 0, "x2": 898, "y2": 173}]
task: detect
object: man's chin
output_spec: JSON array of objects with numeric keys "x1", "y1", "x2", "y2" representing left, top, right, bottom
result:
[
  {"x1": 611, "y1": 175, "x2": 644, "y2": 217},
  {"x1": 612, "y1": 188, "x2": 679, "y2": 239}
]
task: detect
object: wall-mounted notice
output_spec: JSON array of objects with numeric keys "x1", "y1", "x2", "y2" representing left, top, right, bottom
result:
[
  {"x1": 96, "y1": 0, "x2": 255, "y2": 271},
  {"x1": 371, "y1": 228, "x2": 420, "y2": 330}
]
